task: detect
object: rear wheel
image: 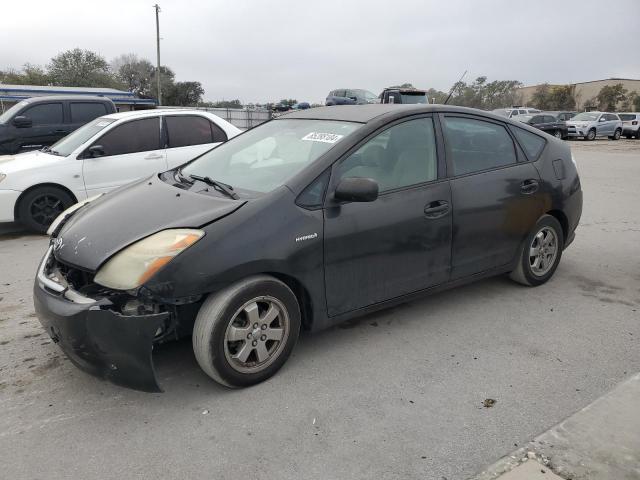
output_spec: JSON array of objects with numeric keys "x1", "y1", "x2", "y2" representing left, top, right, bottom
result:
[
  {"x1": 636, "y1": 129, "x2": 640, "y2": 139},
  {"x1": 192, "y1": 275, "x2": 301, "y2": 388},
  {"x1": 585, "y1": 128, "x2": 596, "y2": 141},
  {"x1": 17, "y1": 186, "x2": 74, "y2": 234},
  {"x1": 609, "y1": 129, "x2": 621, "y2": 140},
  {"x1": 509, "y1": 215, "x2": 564, "y2": 287},
  {"x1": 553, "y1": 129, "x2": 563, "y2": 139}
]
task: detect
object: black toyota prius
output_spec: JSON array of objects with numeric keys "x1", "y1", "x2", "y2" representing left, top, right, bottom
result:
[{"x1": 34, "y1": 104, "x2": 582, "y2": 391}]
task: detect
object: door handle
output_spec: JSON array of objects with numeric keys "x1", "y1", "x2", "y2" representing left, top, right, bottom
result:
[
  {"x1": 144, "y1": 153, "x2": 164, "y2": 160},
  {"x1": 424, "y1": 200, "x2": 450, "y2": 218},
  {"x1": 520, "y1": 179, "x2": 539, "y2": 194}
]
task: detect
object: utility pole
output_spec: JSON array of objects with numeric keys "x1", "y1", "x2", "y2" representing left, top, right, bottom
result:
[{"x1": 154, "y1": 4, "x2": 162, "y2": 106}]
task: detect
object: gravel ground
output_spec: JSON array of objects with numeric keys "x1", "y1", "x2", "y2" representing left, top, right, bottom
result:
[{"x1": 0, "y1": 141, "x2": 638, "y2": 480}]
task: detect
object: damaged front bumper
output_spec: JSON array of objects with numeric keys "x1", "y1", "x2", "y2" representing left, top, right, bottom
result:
[{"x1": 33, "y1": 247, "x2": 169, "y2": 392}]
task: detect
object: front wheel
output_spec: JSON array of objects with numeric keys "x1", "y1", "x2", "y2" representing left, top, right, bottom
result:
[
  {"x1": 585, "y1": 129, "x2": 596, "y2": 141},
  {"x1": 510, "y1": 215, "x2": 564, "y2": 287},
  {"x1": 17, "y1": 186, "x2": 75, "y2": 234},
  {"x1": 192, "y1": 275, "x2": 301, "y2": 388}
]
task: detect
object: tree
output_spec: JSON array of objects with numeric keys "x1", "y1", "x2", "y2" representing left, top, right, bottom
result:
[
  {"x1": 48, "y1": 48, "x2": 121, "y2": 88},
  {"x1": 596, "y1": 83, "x2": 627, "y2": 111},
  {"x1": 531, "y1": 83, "x2": 553, "y2": 110},
  {"x1": 445, "y1": 76, "x2": 522, "y2": 109},
  {"x1": 112, "y1": 54, "x2": 154, "y2": 97},
  {"x1": 201, "y1": 99, "x2": 243, "y2": 109},
  {"x1": 165, "y1": 81, "x2": 204, "y2": 106},
  {"x1": 149, "y1": 65, "x2": 175, "y2": 102},
  {"x1": 0, "y1": 64, "x2": 51, "y2": 85},
  {"x1": 620, "y1": 91, "x2": 638, "y2": 112},
  {"x1": 531, "y1": 84, "x2": 575, "y2": 110},
  {"x1": 425, "y1": 88, "x2": 447, "y2": 104}
]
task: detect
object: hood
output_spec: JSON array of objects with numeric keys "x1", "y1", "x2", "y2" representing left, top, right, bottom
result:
[
  {"x1": 0, "y1": 150, "x2": 63, "y2": 172},
  {"x1": 54, "y1": 176, "x2": 246, "y2": 271}
]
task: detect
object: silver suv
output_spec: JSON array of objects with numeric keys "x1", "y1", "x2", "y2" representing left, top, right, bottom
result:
[
  {"x1": 565, "y1": 112, "x2": 623, "y2": 140},
  {"x1": 620, "y1": 113, "x2": 640, "y2": 139}
]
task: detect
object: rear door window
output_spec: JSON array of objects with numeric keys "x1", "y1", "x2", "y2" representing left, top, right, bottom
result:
[
  {"x1": 92, "y1": 117, "x2": 161, "y2": 156},
  {"x1": 443, "y1": 116, "x2": 517, "y2": 176},
  {"x1": 21, "y1": 103, "x2": 63, "y2": 125},
  {"x1": 165, "y1": 115, "x2": 226, "y2": 148},
  {"x1": 544, "y1": 115, "x2": 556, "y2": 123},
  {"x1": 70, "y1": 102, "x2": 108, "y2": 123}
]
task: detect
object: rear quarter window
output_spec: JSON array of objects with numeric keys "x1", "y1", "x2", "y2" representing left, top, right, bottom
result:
[
  {"x1": 70, "y1": 102, "x2": 108, "y2": 123},
  {"x1": 511, "y1": 126, "x2": 546, "y2": 161}
]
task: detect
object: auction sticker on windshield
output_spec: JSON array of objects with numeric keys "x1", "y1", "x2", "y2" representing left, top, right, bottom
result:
[{"x1": 302, "y1": 132, "x2": 344, "y2": 143}]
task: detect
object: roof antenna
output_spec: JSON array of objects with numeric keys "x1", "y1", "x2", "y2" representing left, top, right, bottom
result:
[{"x1": 444, "y1": 70, "x2": 468, "y2": 105}]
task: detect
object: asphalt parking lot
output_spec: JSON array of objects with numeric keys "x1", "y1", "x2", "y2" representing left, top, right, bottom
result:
[{"x1": 1, "y1": 139, "x2": 639, "y2": 480}]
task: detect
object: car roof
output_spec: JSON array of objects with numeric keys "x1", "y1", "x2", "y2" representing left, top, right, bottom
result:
[
  {"x1": 19, "y1": 95, "x2": 114, "y2": 103},
  {"x1": 101, "y1": 108, "x2": 212, "y2": 121},
  {"x1": 279, "y1": 104, "x2": 510, "y2": 124}
]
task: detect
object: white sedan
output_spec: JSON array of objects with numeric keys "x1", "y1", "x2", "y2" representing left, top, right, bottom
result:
[{"x1": 0, "y1": 109, "x2": 241, "y2": 232}]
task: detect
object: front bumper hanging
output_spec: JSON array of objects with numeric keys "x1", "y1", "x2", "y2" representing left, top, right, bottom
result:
[{"x1": 34, "y1": 247, "x2": 169, "y2": 392}]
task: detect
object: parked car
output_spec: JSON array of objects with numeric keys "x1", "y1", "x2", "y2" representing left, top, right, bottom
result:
[
  {"x1": 272, "y1": 102, "x2": 291, "y2": 112},
  {"x1": 379, "y1": 87, "x2": 428, "y2": 104},
  {"x1": 0, "y1": 96, "x2": 117, "y2": 155},
  {"x1": 325, "y1": 89, "x2": 378, "y2": 106},
  {"x1": 33, "y1": 104, "x2": 582, "y2": 392},
  {"x1": 544, "y1": 111, "x2": 576, "y2": 122},
  {"x1": 515, "y1": 113, "x2": 568, "y2": 139},
  {"x1": 619, "y1": 113, "x2": 640, "y2": 139},
  {"x1": 291, "y1": 102, "x2": 311, "y2": 110},
  {"x1": 565, "y1": 112, "x2": 623, "y2": 140},
  {"x1": 492, "y1": 106, "x2": 541, "y2": 119},
  {"x1": 0, "y1": 109, "x2": 240, "y2": 232}
]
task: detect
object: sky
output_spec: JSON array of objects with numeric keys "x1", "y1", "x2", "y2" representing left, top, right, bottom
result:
[{"x1": 1, "y1": 0, "x2": 638, "y2": 104}]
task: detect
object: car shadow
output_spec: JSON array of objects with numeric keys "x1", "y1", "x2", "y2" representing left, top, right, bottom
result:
[{"x1": 151, "y1": 274, "x2": 518, "y2": 396}]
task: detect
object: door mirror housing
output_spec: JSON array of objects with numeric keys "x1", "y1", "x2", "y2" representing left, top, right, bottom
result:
[
  {"x1": 87, "y1": 145, "x2": 105, "y2": 158},
  {"x1": 599, "y1": 117, "x2": 607, "y2": 122},
  {"x1": 334, "y1": 177, "x2": 379, "y2": 203},
  {"x1": 12, "y1": 116, "x2": 32, "y2": 128}
]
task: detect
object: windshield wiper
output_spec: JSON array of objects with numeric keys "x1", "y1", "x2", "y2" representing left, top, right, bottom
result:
[
  {"x1": 41, "y1": 146, "x2": 61, "y2": 156},
  {"x1": 188, "y1": 174, "x2": 239, "y2": 200}
]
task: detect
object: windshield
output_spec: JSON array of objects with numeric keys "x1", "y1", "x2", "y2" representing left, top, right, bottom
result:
[
  {"x1": 619, "y1": 114, "x2": 636, "y2": 121},
  {"x1": 400, "y1": 93, "x2": 427, "y2": 104},
  {"x1": 181, "y1": 119, "x2": 360, "y2": 193},
  {"x1": 572, "y1": 112, "x2": 599, "y2": 121},
  {"x1": 352, "y1": 89, "x2": 378, "y2": 101},
  {"x1": 0, "y1": 101, "x2": 28, "y2": 124},
  {"x1": 48, "y1": 117, "x2": 115, "y2": 156}
]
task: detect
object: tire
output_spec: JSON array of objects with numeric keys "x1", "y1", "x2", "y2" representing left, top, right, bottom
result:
[
  {"x1": 585, "y1": 128, "x2": 596, "y2": 141},
  {"x1": 17, "y1": 186, "x2": 75, "y2": 234},
  {"x1": 610, "y1": 129, "x2": 621, "y2": 140},
  {"x1": 636, "y1": 129, "x2": 640, "y2": 139},
  {"x1": 509, "y1": 215, "x2": 564, "y2": 287},
  {"x1": 193, "y1": 275, "x2": 301, "y2": 388},
  {"x1": 553, "y1": 129, "x2": 563, "y2": 139}
]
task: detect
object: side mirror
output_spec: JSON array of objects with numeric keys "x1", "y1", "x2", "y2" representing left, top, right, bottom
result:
[
  {"x1": 87, "y1": 145, "x2": 105, "y2": 158},
  {"x1": 334, "y1": 177, "x2": 379, "y2": 203},
  {"x1": 349, "y1": 97, "x2": 358, "y2": 101},
  {"x1": 599, "y1": 117, "x2": 607, "y2": 122},
  {"x1": 13, "y1": 116, "x2": 32, "y2": 128}
]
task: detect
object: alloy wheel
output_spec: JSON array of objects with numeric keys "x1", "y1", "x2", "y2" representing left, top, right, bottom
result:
[
  {"x1": 554, "y1": 130, "x2": 562, "y2": 138},
  {"x1": 528, "y1": 227, "x2": 558, "y2": 277},
  {"x1": 223, "y1": 296, "x2": 290, "y2": 373},
  {"x1": 28, "y1": 194, "x2": 64, "y2": 227}
]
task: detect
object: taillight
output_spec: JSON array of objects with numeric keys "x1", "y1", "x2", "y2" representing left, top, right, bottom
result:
[{"x1": 633, "y1": 121, "x2": 638, "y2": 125}]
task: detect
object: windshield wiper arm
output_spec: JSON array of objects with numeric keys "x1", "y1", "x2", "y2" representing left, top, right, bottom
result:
[{"x1": 188, "y1": 174, "x2": 239, "y2": 200}]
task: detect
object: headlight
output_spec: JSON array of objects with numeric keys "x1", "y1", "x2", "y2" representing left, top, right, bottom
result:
[
  {"x1": 94, "y1": 229, "x2": 204, "y2": 290},
  {"x1": 0, "y1": 173, "x2": 6, "y2": 183},
  {"x1": 47, "y1": 193, "x2": 104, "y2": 236}
]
